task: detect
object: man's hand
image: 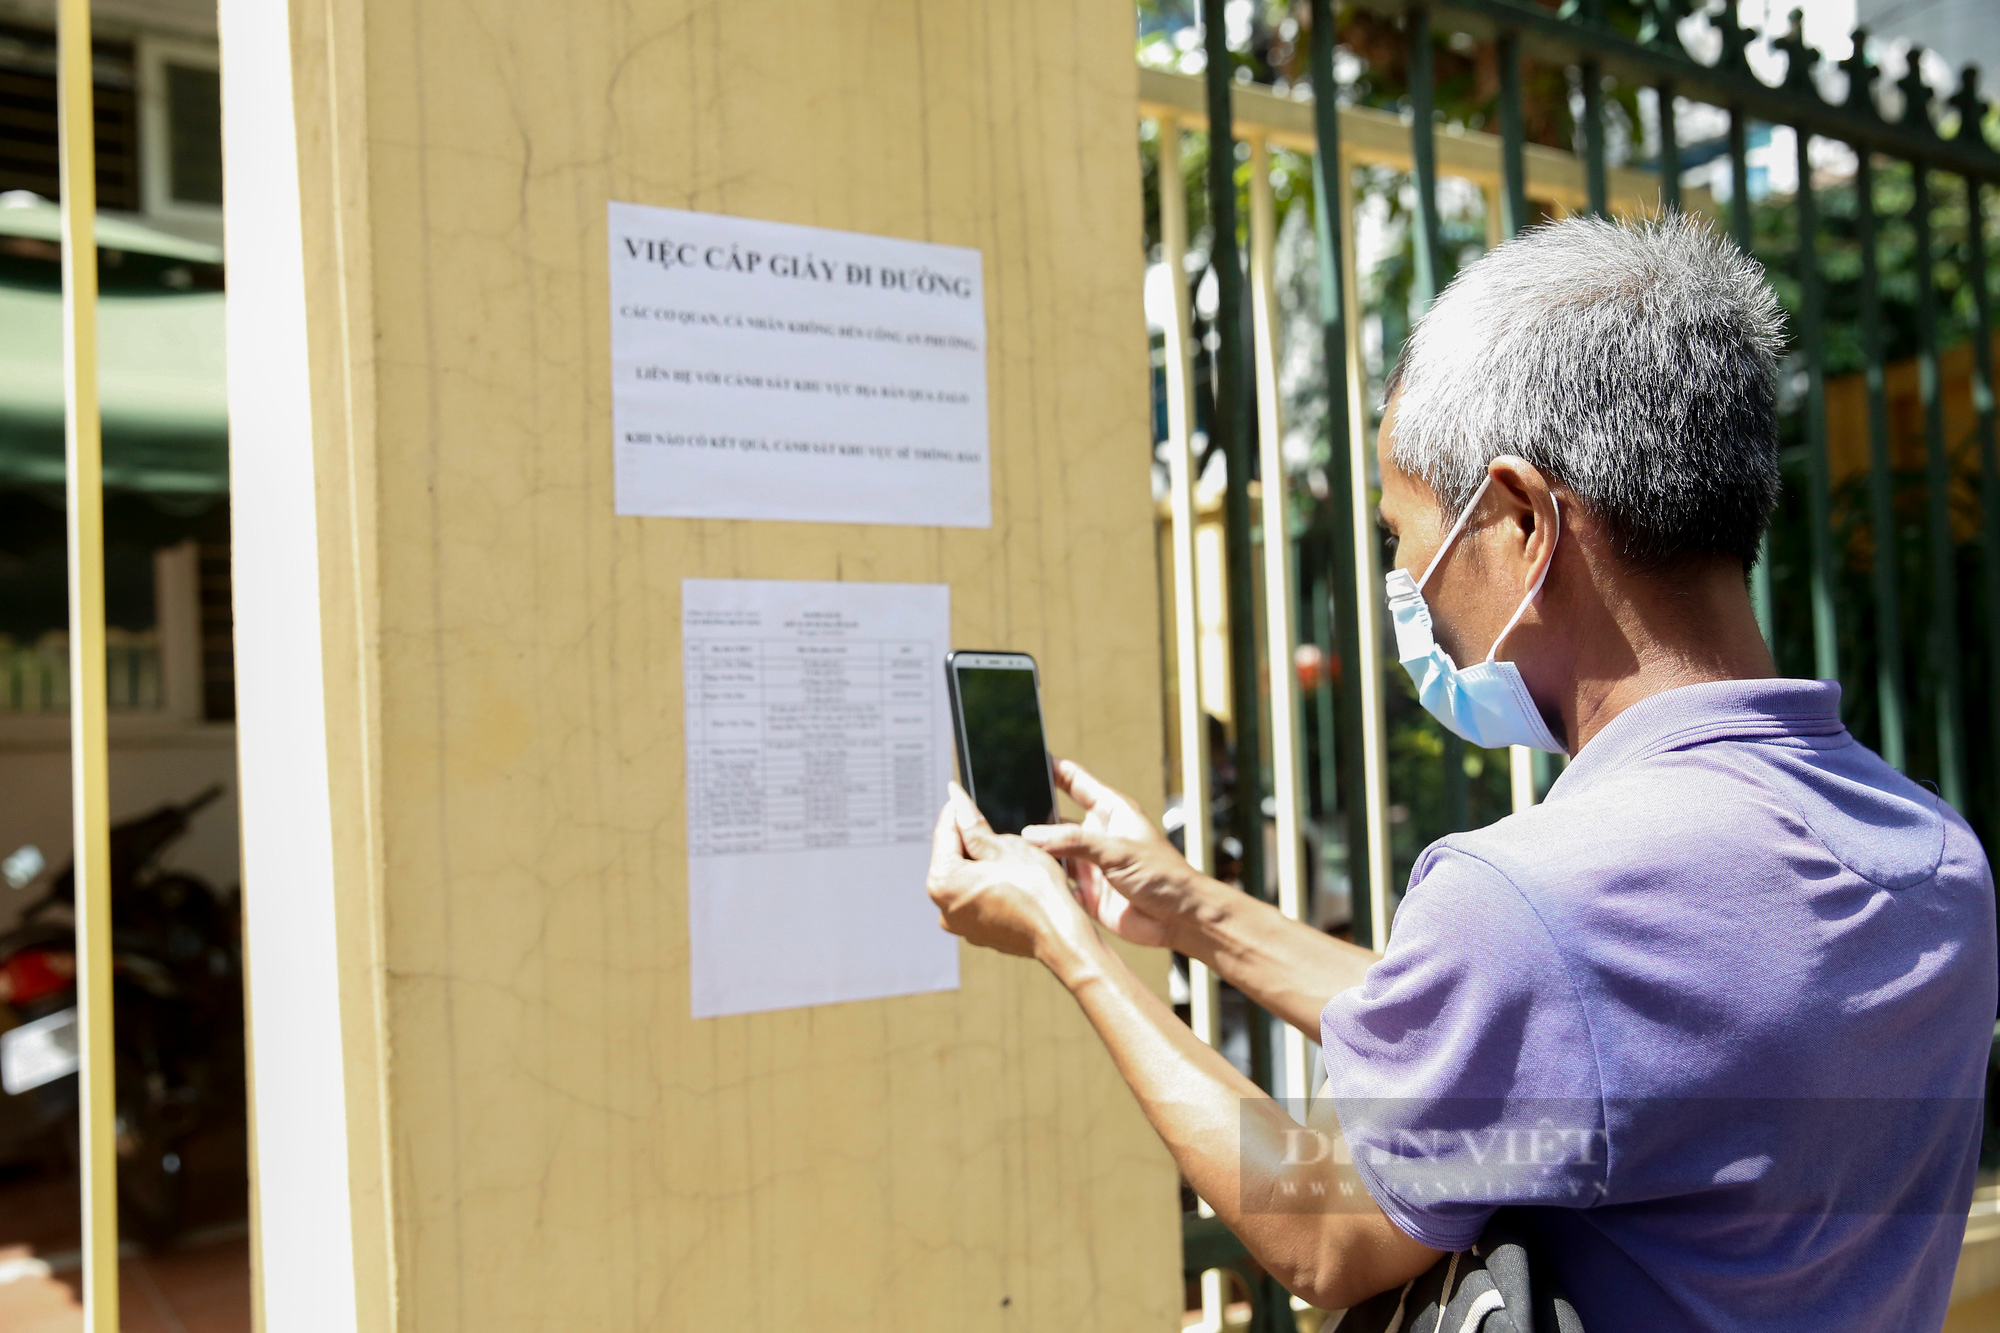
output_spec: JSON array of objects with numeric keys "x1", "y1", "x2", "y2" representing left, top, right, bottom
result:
[
  {"x1": 931, "y1": 776, "x2": 1431, "y2": 1311},
  {"x1": 1022, "y1": 760, "x2": 1214, "y2": 953},
  {"x1": 926, "y1": 782, "x2": 1101, "y2": 974}
]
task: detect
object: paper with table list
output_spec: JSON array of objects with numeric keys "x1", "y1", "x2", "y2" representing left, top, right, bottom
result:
[{"x1": 682, "y1": 578, "x2": 959, "y2": 1018}]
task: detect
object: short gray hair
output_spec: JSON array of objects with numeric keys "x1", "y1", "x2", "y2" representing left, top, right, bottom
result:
[{"x1": 1385, "y1": 213, "x2": 1783, "y2": 570}]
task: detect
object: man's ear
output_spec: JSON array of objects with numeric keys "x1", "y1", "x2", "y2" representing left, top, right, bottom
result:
[
  {"x1": 1484, "y1": 457, "x2": 1539, "y2": 532},
  {"x1": 1484, "y1": 456, "x2": 1559, "y2": 569}
]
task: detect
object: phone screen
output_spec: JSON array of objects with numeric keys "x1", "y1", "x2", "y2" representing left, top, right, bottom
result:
[{"x1": 948, "y1": 653, "x2": 1057, "y2": 836}]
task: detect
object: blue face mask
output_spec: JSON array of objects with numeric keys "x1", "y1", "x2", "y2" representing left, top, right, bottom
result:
[{"x1": 1384, "y1": 476, "x2": 1566, "y2": 754}]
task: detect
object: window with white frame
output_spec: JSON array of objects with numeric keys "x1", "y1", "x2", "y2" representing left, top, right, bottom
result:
[{"x1": 138, "y1": 37, "x2": 220, "y2": 222}]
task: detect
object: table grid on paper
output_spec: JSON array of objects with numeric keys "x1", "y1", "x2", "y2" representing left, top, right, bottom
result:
[{"x1": 685, "y1": 637, "x2": 936, "y2": 857}]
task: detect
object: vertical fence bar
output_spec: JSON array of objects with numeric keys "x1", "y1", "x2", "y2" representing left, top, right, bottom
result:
[
  {"x1": 1509, "y1": 746, "x2": 1536, "y2": 810},
  {"x1": 1912, "y1": 160, "x2": 1968, "y2": 809},
  {"x1": 1200, "y1": 24, "x2": 1287, "y2": 1244},
  {"x1": 1967, "y1": 174, "x2": 2000, "y2": 838},
  {"x1": 1248, "y1": 135, "x2": 1314, "y2": 1105},
  {"x1": 1489, "y1": 88, "x2": 1541, "y2": 813},
  {"x1": 1309, "y1": 0, "x2": 1388, "y2": 949},
  {"x1": 1580, "y1": 58, "x2": 1609, "y2": 217},
  {"x1": 1578, "y1": 0, "x2": 1609, "y2": 216},
  {"x1": 1158, "y1": 114, "x2": 1229, "y2": 1333},
  {"x1": 1406, "y1": 5, "x2": 1445, "y2": 309},
  {"x1": 1336, "y1": 144, "x2": 1397, "y2": 947},
  {"x1": 1497, "y1": 31, "x2": 1531, "y2": 236},
  {"x1": 1443, "y1": 733, "x2": 1468, "y2": 832},
  {"x1": 1657, "y1": 82, "x2": 1681, "y2": 214},
  {"x1": 1405, "y1": 3, "x2": 1471, "y2": 832},
  {"x1": 1795, "y1": 133, "x2": 1840, "y2": 685},
  {"x1": 1200, "y1": 0, "x2": 1267, "y2": 919},
  {"x1": 1728, "y1": 107, "x2": 1775, "y2": 646},
  {"x1": 1155, "y1": 114, "x2": 1222, "y2": 1058},
  {"x1": 1854, "y1": 147, "x2": 1907, "y2": 769},
  {"x1": 1310, "y1": 568, "x2": 1338, "y2": 828},
  {"x1": 1158, "y1": 120, "x2": 1212, "y2": 883},
  {"x1": 57, "y1": 0, "x2": 120, "y2": 1326},
  {"x1": 1533, "y1": 748, "x2": 1557, "y2": 799},
  {"x1": 1727, "y1": 112, "x2": 1753, "y2": 257}
]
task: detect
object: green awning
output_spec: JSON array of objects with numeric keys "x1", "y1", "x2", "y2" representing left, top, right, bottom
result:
[
  {"x1": 0, "y1": 194, "x2": 227, "y2": 497},
  {"x1": 0, "y1": 193, "x2": 224, "y2": 266},
  {"x1": 0, "y1": 281, "x2": 228, "y2": 495}
]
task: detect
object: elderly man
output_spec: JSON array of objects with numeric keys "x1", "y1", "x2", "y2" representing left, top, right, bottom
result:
[{"x1": 927, "y1": 215, "x2": 1996, "y2": 1329}]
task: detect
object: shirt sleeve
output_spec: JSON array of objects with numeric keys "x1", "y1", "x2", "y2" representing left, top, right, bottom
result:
[{"x1": 1320, "y1": 843, "x2": 1605, "y2": 1252}]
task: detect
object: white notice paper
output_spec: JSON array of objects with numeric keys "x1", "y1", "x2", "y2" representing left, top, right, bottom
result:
[
  {"x1": 682, "y1": 578, "x2": 959, "y2": 1018},
  {"x1": 610, "y1": 202, "x2": 990, "y2": 527}
]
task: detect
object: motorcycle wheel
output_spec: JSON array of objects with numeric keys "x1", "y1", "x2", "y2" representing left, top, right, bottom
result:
[{"x1": 116, "y1": 1101, "x2": 188, "y2": 1248}]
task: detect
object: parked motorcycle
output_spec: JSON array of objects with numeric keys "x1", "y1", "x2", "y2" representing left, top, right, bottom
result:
[{"x1": 0, "y1": 786, "x2": 243, "y2": 1245}]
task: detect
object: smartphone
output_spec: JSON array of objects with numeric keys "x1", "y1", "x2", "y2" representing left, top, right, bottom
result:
[{"x1": 944, "y1": 651, "x2": 1058, "y2": 836}]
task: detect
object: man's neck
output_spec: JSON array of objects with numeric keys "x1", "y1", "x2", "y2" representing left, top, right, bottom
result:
[{"x1": 1561, "y1": 559, "x2": 1775, "y2": 754}]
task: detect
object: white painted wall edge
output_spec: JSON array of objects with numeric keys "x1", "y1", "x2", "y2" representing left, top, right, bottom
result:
[{"x1": 217, "y1": 0, "x2": 359, "y2": 1327}]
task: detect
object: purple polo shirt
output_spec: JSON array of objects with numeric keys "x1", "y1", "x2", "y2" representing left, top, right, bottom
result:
[{"x1": 1320, "y1": 678, "x2": 1996, "y2": 1331}]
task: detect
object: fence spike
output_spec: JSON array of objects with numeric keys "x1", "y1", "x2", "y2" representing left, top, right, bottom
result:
[
  {"x1": 1841, "y1": 30, "x2": 1882, "y2": 121},
  {"x1": 1777, "y1": 12, "x2": 1822, "y2": 104},
  {"x1": 1639, "y1": 0, "x2": 1686, "y2": 56},
  {"x1": 1946, "y1": 67, "x2": 1994, "y2": 156},
  {"x1": 1899, "y1": 51, "x2": 1937, "y2": 138},
  {"x1": 1718, "y1": 0, "x2": 1753, "y2": 77}
]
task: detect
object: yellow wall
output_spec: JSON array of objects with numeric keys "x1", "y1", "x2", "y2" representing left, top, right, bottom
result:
[
  {"x1": 1825, "y1": 335, "x2": 2000, "y2": 545},
  {"x1": 226, "y1": 0, "x2": 1180, "y2": 1327}
]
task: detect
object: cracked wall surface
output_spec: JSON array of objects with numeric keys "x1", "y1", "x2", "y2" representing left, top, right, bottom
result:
[{"x1": 254, "y1": 0, "x2": 1181, "y2": 1327}]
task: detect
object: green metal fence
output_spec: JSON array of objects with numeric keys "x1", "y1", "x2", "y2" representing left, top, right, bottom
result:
[{"x1": 1169, "y1": 1, "x2": 1999, "y2": 1325}]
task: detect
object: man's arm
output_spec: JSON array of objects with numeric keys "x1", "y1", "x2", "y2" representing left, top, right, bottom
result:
[
  {"x1": 1049, "y1": 925, "x2": 1442, "y2": 1309},
  {"x1": 926, "y1": 793, "x2": 1442, "y2": 1311},
  {"x1": 1169, "y1": 878, "x2": 1376, "y2": 1037},
  {"x1": 1022, "y1": 760, "x2": 1375, "y2": 1035}
]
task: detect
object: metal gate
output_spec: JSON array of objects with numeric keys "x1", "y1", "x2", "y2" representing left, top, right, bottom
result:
[{"x1": 1144, "y1": 2, "x2": 1999, "y2": 1327}]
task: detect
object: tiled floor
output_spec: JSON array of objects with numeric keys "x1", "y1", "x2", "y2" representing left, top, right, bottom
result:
[
  {"x1": 0, "y1": 1120, "x2": 252, "y2": 1333},
  {"x1": 0, "y1": 1235, "x2": 252, "y2": 1333},
  {"x1": 0, "y1": 1172, "x2": 89, "y2": 1255}
]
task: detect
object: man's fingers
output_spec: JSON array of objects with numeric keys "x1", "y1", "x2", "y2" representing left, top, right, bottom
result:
[
  {"x1": 1022, "y1": 822, "x2": 1112, "y2": 863},
  {"x1": 1052, "y1": 758, "x2": 1122, "y2": 814},
  {"x1": 948, "y1": 781, "x2": 1003, "y2": 860},
  {"x1": 929, "y1": 800, "x2": 966, "y2": 879}
]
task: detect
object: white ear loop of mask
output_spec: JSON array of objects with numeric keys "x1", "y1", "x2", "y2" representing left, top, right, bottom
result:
[
  {"x1": 1415, "y1": 474, "x2": 1493, "y2": 594},
  {"x1": 1412, "y1": 473, "x2": 1561, "y2": 665}
]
